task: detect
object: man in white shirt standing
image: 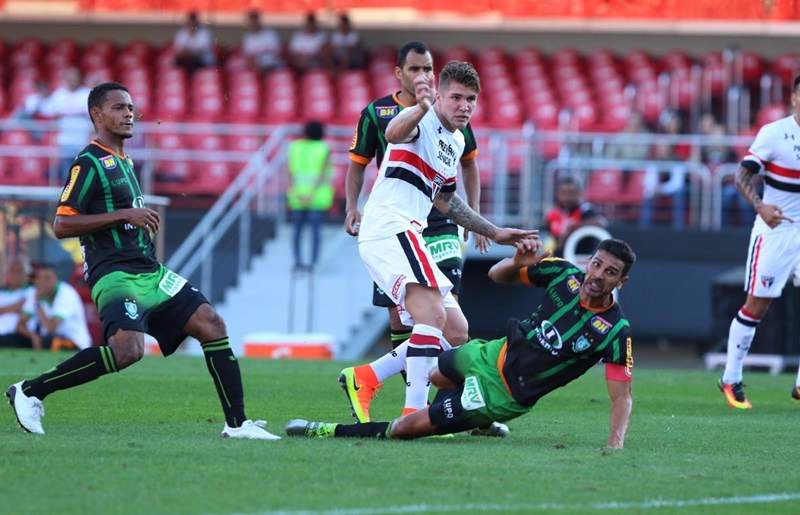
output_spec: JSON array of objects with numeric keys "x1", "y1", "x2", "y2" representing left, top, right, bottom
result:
[
  {"x1": 17, "y1": 263, "x2": 91, "y2": 351},
  {"x1": 39, "y1": 68, "x2": 92, "y2": 182},
  {"x1": 242, "y1": 11, "x2": 283, "y2": 73},
  {"x1": 0, "y1": 258, "x2": 33, "y2": 348}
]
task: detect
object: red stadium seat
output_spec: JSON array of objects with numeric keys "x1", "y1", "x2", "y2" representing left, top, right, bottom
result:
[
  {"x1": 152, "y1": 132, "x2": 191, "y2": 188},
  {"x1": 771, "y1": 53, "x2": 800, "y2": 88},
  {"x1": 585, "y1": 168, "x2": 624, "y2": 204},
  {"x1": 755, "y1": 104, "x2": 788, "y2": 127},
  {"x1": 1, "y1": 130, "x2": 48, "y2": 185}
]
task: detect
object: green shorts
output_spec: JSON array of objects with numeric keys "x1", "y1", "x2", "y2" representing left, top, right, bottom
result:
[
  {"x1": 429, "y1": 337, "x2": 531, "y2": 433},
  {"x1": 91, "y1": 265, "x2": 208, "y2": 356}
]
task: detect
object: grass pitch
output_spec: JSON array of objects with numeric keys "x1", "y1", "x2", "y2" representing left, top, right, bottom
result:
[{"x1": 1, "y1": 349, "x2": 799, "y2": 514}]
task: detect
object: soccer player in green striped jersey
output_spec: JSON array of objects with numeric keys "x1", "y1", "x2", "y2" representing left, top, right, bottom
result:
[
  {"x1": 287, "y1": 238, "x2": 635, "y2": 449},
  {"x1": 5, "y1": 82, "x2": 279, "y2": 440}
]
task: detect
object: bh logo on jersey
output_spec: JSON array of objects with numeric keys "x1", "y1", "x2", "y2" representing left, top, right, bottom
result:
[
  {"x1": 591, "y1": 316, "x2": 612, "y2": 334},
  {"x1": 566, "y1": 275, "x2": 581, "y2": 294},
  {"x1": 534, "y1": 319, "x2": 563, "y2": 356},
  {"x1": 124, "y1": 298, "x2": 139, "y2": 320}
]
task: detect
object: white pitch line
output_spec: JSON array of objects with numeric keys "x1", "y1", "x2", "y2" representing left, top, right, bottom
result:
[{"x1": 251, "y1": 492, "x2": 800, "y2": 515}]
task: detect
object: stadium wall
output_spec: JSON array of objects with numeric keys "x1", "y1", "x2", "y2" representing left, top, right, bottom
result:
[{"x1": 1, "y1": 16, "x2": 800, "y2": 58}]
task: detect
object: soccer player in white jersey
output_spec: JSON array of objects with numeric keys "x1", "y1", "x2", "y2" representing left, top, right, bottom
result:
[
  {"x1": 719, "y1": 75, "x2": 800, "y2": 409},
  {"x1": 344, "y1": 61, "x2": 540, "y2": 421}
]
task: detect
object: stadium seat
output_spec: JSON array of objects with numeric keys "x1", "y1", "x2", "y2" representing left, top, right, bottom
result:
[
  {"x1": 659, "y1": 50, "x2": 692, "y2": 72},
  {"x1": 771, "y1": 53, "x2": 800, "y2": 88},
  {"x1": 151, "y1": 132, "x2": 191, "y2": 185},
  {"x1": 740, "y1": 51, "x2": 766, "y2": 87},
  {"x1": 585, "y1": 168, "x2": 624, "y2": 204},
  {"x1": 1, "y1": 130, "x2": 48, "y2": 185},
  {"x1": 85, "y1": 39, "x2": 116, "y2": 59},
  {"x1": 755, "y1": 104, "x2": 788, "y2": 127}
]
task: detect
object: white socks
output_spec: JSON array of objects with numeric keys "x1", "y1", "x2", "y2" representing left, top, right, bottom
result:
[
  {"x1": 404, "y1": 324, "x2": 443, "y2": 413},
  {"x1": 722, "y1": 308, "x2": 760, "y2": 385}
]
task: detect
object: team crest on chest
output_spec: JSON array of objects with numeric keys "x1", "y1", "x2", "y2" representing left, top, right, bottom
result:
[
  {"x1": 100, "y1": 155, "x2": 117, "y2": 169},
  {"x1": 572, "y1": 335, "x2": 591, "y2": 353},
  {"x1": 431, "y1": 173, "x2": 446, "y2": 200}
]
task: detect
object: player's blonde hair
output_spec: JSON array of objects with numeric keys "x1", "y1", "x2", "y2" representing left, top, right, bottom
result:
[{"x1": 439, "y1": 61, "x2": 481, "y2": 94}]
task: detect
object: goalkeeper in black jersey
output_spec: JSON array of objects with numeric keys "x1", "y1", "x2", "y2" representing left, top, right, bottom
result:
[
  {"x1": 287, "y1": 238, "x2": 636, "y2": 449},
  {"x1": 6, "y1": 82, "x2": 280, "y2": 440}
]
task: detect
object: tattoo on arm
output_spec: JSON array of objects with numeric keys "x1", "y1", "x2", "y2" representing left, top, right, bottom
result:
[
  {"x1": 438, "y1": 192, "x2": 497, "y2": 237},
  {"x1": 735, "y1": 166, "x2": 762, "y2": 211}
]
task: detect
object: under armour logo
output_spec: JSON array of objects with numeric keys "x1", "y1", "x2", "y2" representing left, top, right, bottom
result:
[{"x1": 438, "y1": 126, "x2": 442, "y2": 134}]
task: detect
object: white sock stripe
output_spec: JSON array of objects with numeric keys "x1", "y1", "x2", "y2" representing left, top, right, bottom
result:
[
  {"x1": 736, "y1": 309, "x2": 760, "y2": 323},
  {"x1": 411, "y1": 323, "x2": 443, "y2": 338}
]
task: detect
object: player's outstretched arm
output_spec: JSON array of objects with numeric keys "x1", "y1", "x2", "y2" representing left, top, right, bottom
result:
[
  {"x1": 606, "y1": 378, "x2": 632, "y2": 449},
  {"x1": 53, "y1": 208, "x2": 160, "y2": 239},
  {"x1": 344, "y1": 161, "x2": 367, "y2": 236},
  {"x1": 488, "y1": 244, "x2": 551, "y2": 285},
  {"x1": 435, "y1": 192, "x2": 540, "y2": 246}
]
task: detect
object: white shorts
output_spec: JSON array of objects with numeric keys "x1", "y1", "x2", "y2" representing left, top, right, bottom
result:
[
  {"x1": 359, "y1": 230, "x2": 457, "y2": 326},
  {"x1": 744, "y1": 228, "x2": 800, "y2": 298}
]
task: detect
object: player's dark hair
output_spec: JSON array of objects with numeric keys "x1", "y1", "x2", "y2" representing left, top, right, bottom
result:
[
  {"x1": 793, "y1": 74, "x2": 800, "y2": 92},
  {"x1": 304, "y1": 120, "x2": 324, "y2": 140},
  {"x1": 88, "y1": 82, "x2": 129, "y2": 117},
  {"x1": 595, "y1": 239, "x2": 636, "y2": 277},
  {"x1": 397, "y1": 41, "x2": 430, "y2": 68},
  {"x1": 33, "y1": 262, "x2": 58, "y2": 277},
  {"x1": 439, "y1": 60, "x2": 481, "y2": 94}
]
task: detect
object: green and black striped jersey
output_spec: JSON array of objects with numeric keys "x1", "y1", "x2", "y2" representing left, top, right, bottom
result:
[
  {"x1": 349, "y1": 91, "x2": 478, "y2": 259},
  {"x1": 56, "y1": 141, "x2": 159, "y2": 287},
  {"x1": 502, "y1": 258, "x2": 633, "y2": 407}
]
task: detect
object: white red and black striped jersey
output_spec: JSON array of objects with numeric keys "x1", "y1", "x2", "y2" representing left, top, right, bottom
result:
[
  {"x1": 744, "y1": 114, "x2": 800, "y2": 233},
  {"x1": 359, "y1": 108, "x2": 465, "y2": 242}
]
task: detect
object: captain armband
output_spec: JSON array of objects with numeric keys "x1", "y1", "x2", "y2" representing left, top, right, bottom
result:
[{"x1": 740, "y1": 159, "x2": 761, "y2": 175}]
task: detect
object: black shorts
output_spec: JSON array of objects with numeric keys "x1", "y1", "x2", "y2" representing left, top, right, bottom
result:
[
  {"x1": 371, "y1": 265, "x2": 463, "y2": 307},
  {"x1": 426, "y1": 351, "x2": 489, "y2": 434},
  {"x1": 94, "y1": 268, "x2": 209, "y2": 357}
]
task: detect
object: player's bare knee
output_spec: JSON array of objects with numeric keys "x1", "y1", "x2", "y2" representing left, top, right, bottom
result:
[
  {"x1": 444, "y1": 324, "x2": 468, "y2": 347},
  {"x1": 108, "y1": 331, "x2": 144, "y2": 369},
  {"x1": 187, "y1": 303, "x2": 227, "y2": 339},
  {"x1": 389, "y1": 417, "x2": 416, "y2": 439},
  {"x1": 429, "y1": 367, "x2": 457, "y2": 389}
]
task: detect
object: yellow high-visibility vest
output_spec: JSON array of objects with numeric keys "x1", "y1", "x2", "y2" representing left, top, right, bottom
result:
[{"x1": 287, "y1": 139, "x2": 333, "y2": 210}]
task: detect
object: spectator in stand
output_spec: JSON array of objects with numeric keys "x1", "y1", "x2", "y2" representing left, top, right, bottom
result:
[
  {"x1": 605, "y1": 111, "x2": 651, "y2": 162},
  {"x1": 702, "y1": 123, "x2": 750, "y2": 226},
  {"x1": 545, "y1": 177, "x2": 608, "y2": 257},
  {"x1": 242, "y1": 10, "x2": 284, "y2": 73},
  {"x1": 173, "y1": 11, "x2": 216, "y2": 74},
  {"x1": 39, "y1": 68, "x2": 92, "y2": 183},
  {"x1": 287, "y1": 12, "x2": 329, "y2": 72},
  {"x1": 286, "y1": 120, "x2": 334, "y2": 271},
  {"x1": 16, "y1": 263, "x2": 91, "y2": 351},
  {"x1": 0, "y1": 257, "x2": 33, "y2": 349},
  {"x1": 8, "y1": 80, "x2": 51, "y2": 141},
  {"x1": 330, "y1": 13, "x2": 365, "y2": 72},
  {"x1": 639, "y1": 110, "x2": 691, "y2": 229}
]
